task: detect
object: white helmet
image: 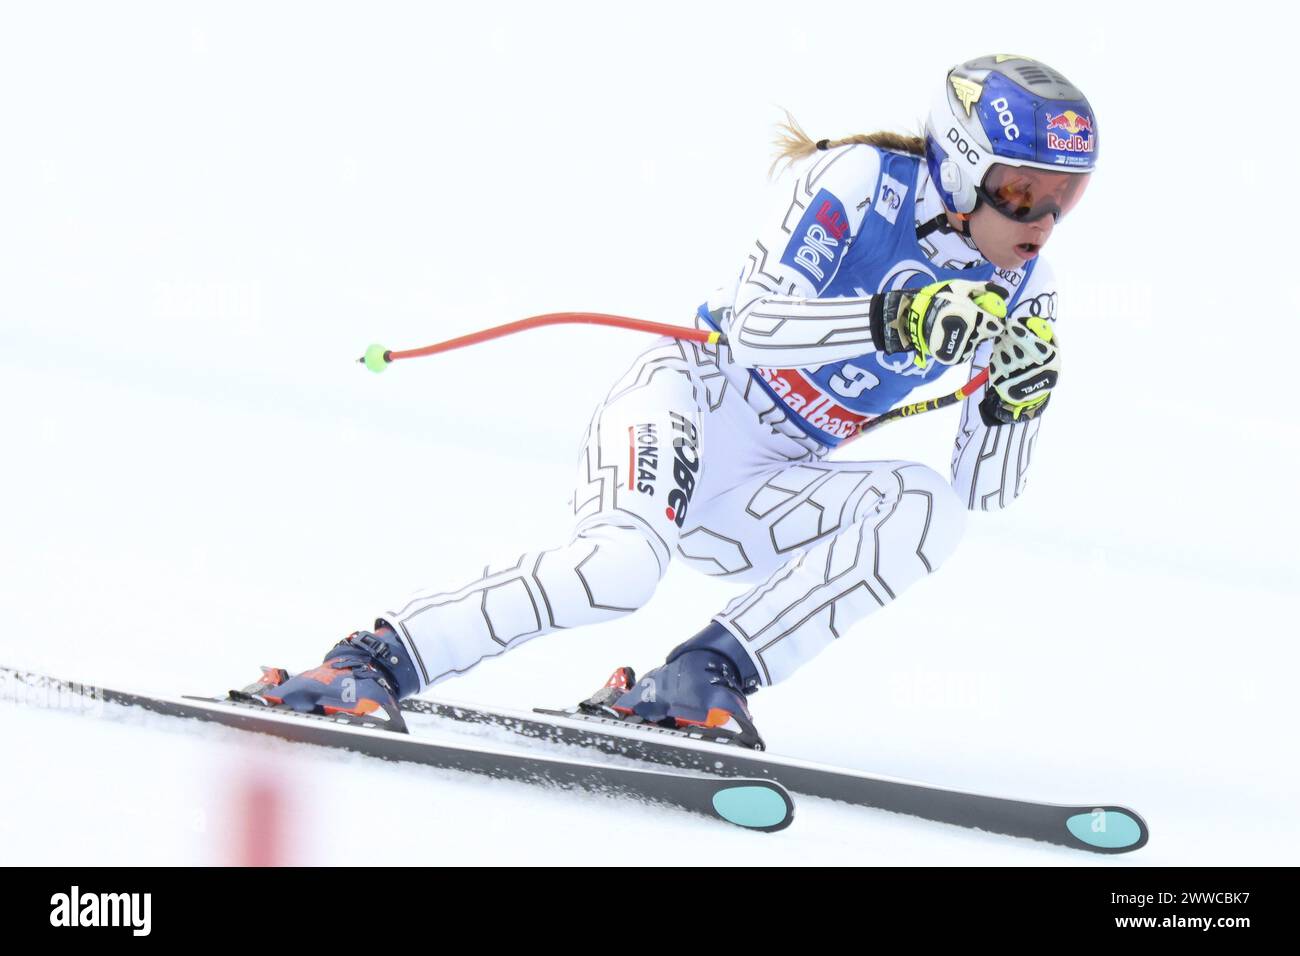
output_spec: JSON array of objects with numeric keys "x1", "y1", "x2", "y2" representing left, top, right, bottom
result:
[{"x1": 925, "y1": 55, "x2": 1097, "y2": 223}]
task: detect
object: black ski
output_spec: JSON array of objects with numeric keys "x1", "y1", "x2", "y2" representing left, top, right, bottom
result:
[
  {"x1": 399, "y1": 696, "x2": 1149, "y2": 854},
  {"x1": 0, "y1": 667, "x2": 793, "y2": 833}
]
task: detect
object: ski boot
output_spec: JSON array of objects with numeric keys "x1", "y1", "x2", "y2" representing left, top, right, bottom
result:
[
  {"x1": 581, "y1": 621, "x2": 765, "y2": 749},
  {"x1": 232, "y1": 626, "x2": 420, "y2": 733}
]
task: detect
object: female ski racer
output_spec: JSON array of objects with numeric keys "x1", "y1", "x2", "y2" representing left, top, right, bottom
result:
[{"x1": 244, "y1": 54, "x2": 1097, "y2": 748}]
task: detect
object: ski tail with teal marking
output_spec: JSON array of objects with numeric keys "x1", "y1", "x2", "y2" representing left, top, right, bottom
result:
[
  {"x1": 1065, "y1": 807, "x2": 1148, "y2": 852},
  {"x1": 712, "y1": 783, "x2": 794, "y2": 832}
]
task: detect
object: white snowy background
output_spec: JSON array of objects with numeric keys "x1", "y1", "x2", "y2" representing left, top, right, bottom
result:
[{"x1": 2, "y1": 0, "x2": 1295, "y2": 865}]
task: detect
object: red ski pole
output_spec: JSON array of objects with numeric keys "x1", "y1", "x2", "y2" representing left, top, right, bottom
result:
[
  {"x1": 356, "y1": 311, "x2": 988, "y2": 435},
  {"x1": 358, "y1": 312, "x2": 721, "y2": 372}
]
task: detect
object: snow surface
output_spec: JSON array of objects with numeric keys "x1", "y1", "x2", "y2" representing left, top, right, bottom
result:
[{"x1": 1, "y1": 1, "x2": 1296, "y2": 865}]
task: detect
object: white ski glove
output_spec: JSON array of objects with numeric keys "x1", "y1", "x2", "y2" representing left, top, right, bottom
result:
[
  {"x1": 979, "y1": 314, "x2": 1060, "y2": 424},
  {"x1": 870, "y1": 279, "x2": 1009, "y2": 368}
]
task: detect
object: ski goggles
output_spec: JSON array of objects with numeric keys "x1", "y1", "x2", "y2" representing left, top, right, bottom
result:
[{"x1": 975, "y1": 163, "x2": 1091, "y2": 223}]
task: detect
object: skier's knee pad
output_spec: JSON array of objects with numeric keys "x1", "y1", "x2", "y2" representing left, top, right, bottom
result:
[
  {"x1": 899, "y1": 464, "x2": 967, "y2": 567},
  {"x1": 854, "y1": 464, "x2": 966, "y2": 571},
  {"x1": 556, "y1": 522, "x2": 666, "y2": 616}
]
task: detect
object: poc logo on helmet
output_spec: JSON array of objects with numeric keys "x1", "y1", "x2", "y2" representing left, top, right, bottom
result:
[
  {"x1": 945, "y1": 128, "x2": 980, "y2": 165},
  {"x1": 990, "y1": 97, "x2": 1019, "y2": 140}
]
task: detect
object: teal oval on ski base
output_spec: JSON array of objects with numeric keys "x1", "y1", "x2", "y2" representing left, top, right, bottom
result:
[
  {"x1": 1066, "y1": 810, "x2": 1144, "y2": 849},
  {"x1": 712, "y1": 786, "x2": 790, "y2": 830}
]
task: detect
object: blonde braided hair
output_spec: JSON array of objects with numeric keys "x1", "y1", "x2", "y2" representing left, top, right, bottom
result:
[{"x1": 770, "y1": 110, "x2": 926, "y2": 177}]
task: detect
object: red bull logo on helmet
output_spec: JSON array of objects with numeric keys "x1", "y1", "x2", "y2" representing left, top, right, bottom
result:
[
  {"x1": 1044, "y1": 110, "x2": 1095, "y2": 157},
  {"x1": 1045, "y1": 110, "x2": 1093, "y2": 134}
]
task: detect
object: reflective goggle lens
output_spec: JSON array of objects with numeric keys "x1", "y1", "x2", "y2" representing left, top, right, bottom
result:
[{"x1": 977, "y1": 164, "x2": 1091, "y2": 223}]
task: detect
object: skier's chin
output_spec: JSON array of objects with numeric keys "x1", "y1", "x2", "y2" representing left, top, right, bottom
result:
[{"x1": 982, "y1": 244, "x2": 1032, "y2": 271}]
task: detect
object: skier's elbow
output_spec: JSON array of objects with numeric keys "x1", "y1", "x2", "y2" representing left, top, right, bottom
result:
[
  {"x1": 720, "y1": 307, "x2": 769, "y2": 369},
  {"x1": 725, "y1": 335, "x2": 767, "y2": 370}
]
